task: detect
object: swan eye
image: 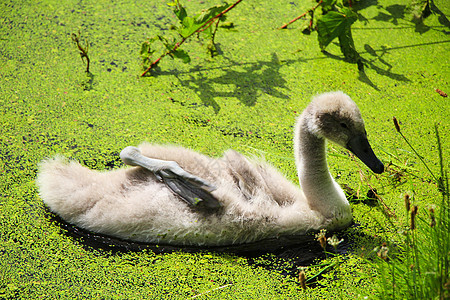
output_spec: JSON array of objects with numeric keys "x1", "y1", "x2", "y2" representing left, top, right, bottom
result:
[{"x1": 340, "y1": 123, "x2": 348, "y2": 129}]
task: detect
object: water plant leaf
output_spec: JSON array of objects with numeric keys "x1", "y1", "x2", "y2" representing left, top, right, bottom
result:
[
  {"x1": 338, "y1": 25, "x2": 360, "y2": 62},
  {"x1": 175, "y1": 2, "x2": 231, "y2": 38},
  {"x1": 174, "y1": 3, "x2": 187, "y2": 22},
  {"x1": 141, "y1": 0, "x2": 241, "y2": 76},
  {"x1": 317, "y1": 7, "x2": 357, "y2": 50},
  {"x1": 195, "y1": 3, "x2": 230, "y2": 24},
  {"x1": 140, "y1": 42, "x2": 150, "y2": 56},
  {"x1": 322, "y1": 0, "x2": 338, "y2": 12},
  {"x1": 140, "y1": 38, "x2": 156, "y2": 57},
  {"x1": 179, "y1": 16, "x2": 203, "y2": 38},
  {"x1": 172, "y1": 49, "x2": 191, "y2": 63}
]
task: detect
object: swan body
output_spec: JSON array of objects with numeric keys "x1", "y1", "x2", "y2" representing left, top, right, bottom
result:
[{"x1": 37, "y1": 91, "x2": 384, "y2": 246}]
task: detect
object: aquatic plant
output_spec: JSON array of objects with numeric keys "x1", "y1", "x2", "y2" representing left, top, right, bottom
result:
[
  {"x1": 298, "y1": 229, "x2": 346, "y2": 290},
  {"x1": 140, "y1": 0, "x2": 241, "y2": 76},
  {"x1": 138, "y1": 0, "x2": 440, "y2": 76},
  {"x1": 279, "y1": 0, "x2": 437, "y2": 69},
  {"x1": 364, "y1": 120, "x2": 449, "y2": 299},
  {"x1": 72, "y1": 31, "x2": 90, "y2": 73},
  {"x1": 280, "y1": 0, "x2": 361, "y2": 66}
]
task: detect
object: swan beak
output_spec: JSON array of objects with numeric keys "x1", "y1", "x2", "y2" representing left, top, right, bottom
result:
[{"x1": 346, "y1": 135, "x2": 384, "y2": 174}]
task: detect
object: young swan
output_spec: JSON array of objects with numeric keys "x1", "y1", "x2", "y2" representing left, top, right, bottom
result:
[{"x1": 37, "y1": 91, "x2": 384, "y2": 246}]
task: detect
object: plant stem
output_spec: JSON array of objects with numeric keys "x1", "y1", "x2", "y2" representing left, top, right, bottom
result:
[
  {"x1": 435, "y1": 124, "x2": 445, "y2": 191},
  {"x1": 141, "y1": 35, "x2": 188, "y2": 77},
  {"x1": 397, "y1": 130, "x2": 439, "y2": 184},
  {"x1": 72, "y1": 33, "x2": 90, "y2": 73},
  {"x1": 354, "y1": 164, "x2": 397, "y2": 218},
  {"x1": 190, "y1": 284, "x2": 233, "y2": 299},
  {"x1": 141, "y1": 0, "x2": 243, "y2": 77},
  {"x1": 279, "y1": 0, "x2": 322, "y2": 29},
  {"x1": 305, "y1": 261, "x2": 338, "y2": 283}
]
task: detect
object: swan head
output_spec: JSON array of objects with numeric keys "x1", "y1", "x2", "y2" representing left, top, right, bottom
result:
[{"x1": 305, "y1": 91, "x2": 384, "y2": 174}]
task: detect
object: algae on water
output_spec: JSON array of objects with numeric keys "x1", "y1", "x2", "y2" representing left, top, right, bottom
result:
[{"x1": 0, "y1": 0, "x2": 449, "y2": 298}]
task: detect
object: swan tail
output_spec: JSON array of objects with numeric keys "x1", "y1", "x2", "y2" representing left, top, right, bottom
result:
[{"x1": 36, "y1": 156, "x2": 104, "y2": 222}]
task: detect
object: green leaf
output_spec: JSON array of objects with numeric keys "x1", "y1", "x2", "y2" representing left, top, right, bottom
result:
[
  {"x1": 157, "y1": 35, "x2": 176, "y2": 51},
  {"x1": 140, "y1": 42, "x2": 149, "y2": 56},
  {"x1": 140, "y1": 38, "x2": 157, "y2": 58},
  {"x1": 322, "y1": 0, "x2": 338, "y2": 12},
  {"x1": 195, "y1": 3, "x2": 230, "y2": 24},
  {"x1": 172, "y1": 49, "x2": 191, "y2": 63},
  {"x1": 338, "y1": 25, "x2": 360, "y2": 63},
  {"x1": 181, "y1": 16, "x2": 195, "y2": 30},
  {"x1": 316, "y1": 7, "x2": 357, "y2": 50},
  {"x1": 174, "y1": 5, "x2": 187, "y2": 22},
  {"x1": 179, "y1": 16, "x2": 202, "y2": 37},
  {"x1": 202, "y1": 24, "x2": 214, "y2": 38},
  {"x1": 179, "y1": 3, "x2": 230, "y2": 38}
]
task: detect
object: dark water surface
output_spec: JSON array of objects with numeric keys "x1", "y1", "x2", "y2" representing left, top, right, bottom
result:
[{"x1": 50, "y1": 213, "x2": 356, "y2": 279}]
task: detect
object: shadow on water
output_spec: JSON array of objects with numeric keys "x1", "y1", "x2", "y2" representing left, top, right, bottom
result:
[
  {"x1": 81, "y1": 72, "x2": 95, "y2": 91},
  {"x1": 372, "y1": 4, "x2": 407, "y2": 25},
  {"x1": 371, "y1": 2, "x2": 450, "y2": 34},
  {"x1": 139, "y1": 1, "x2": 450, "y2": 106},
  {"x1": 321, "y1": 47, "x2": 410, "y2": 91},
  {"x1": 324, "y1": 39, "x2": 449, "y2": 90},
  {"x1": 353, "y1": 0, "x2": 450, "y2": 34},
  {"x1": 151, "y1": 37, "x2": 446, "y2": 104},
  {"x1": 48, "y1": 212, "x2": 377, "y2": 281},
  {"x1": 145, "y1": 6, "x2": 450, "y2": 106},
  {"x1": 429, "y1": 0, "x2": 450, "y2": 30},
  {"x1": 323, "y1": 1, "x2": 450, "y2": 89},
  {"x1": 153, "y1": 53, "x2": 292, "y2": 113}
]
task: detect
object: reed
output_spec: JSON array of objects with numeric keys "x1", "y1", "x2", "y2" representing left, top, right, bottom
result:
[{"x1": 367, "y1": 120, "x2": 449, "y2": 299}]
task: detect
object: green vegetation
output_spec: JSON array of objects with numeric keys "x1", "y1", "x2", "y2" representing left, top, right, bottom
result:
[
  {"x1": 142, "y1": 0, "x2": 436, "y2": 74},
  {"x1": 365, "y1": 121, "x2": 449, "y2": 299},
  {"x1": 0, "y1": 0, "x2": 449, "y2": 298},
  {"x1": 140, "y1": 0, "x2": 240, "y2": 76},
  {"x1": 72, "y1": 31, "x2": 91, "y2": 73},
  {"x1": 281, "y1": 0, "x2": 361, "y2": 65}
]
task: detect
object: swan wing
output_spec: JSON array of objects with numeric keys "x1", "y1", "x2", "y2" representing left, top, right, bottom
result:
[
  {"x1": 159, "y1": 171, "x2": 221, "y2": 209},
  {"x1": 121, "y1": 146, "x2": 221, "y2": 209}
]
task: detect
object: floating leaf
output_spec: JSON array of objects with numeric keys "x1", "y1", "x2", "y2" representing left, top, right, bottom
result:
[{"x1": 316, "y1": 7, "x2": 357, "y2": 50}]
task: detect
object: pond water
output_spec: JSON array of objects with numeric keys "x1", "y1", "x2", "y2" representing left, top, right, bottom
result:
[{"x1": 1, "y1": 0, "x2": 449, "y2": 298}]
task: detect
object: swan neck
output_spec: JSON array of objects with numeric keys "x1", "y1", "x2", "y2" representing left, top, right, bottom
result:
[
  {"x1": 294, "y1": 111, "x2": 349, "y2": 220},
  {"x1": 295, "y1": 121, "x2": 329, "y2": 181}
]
